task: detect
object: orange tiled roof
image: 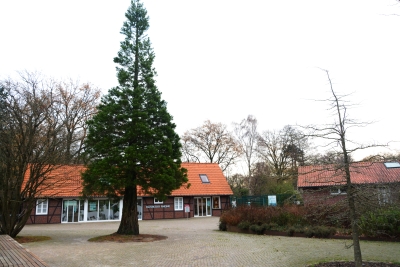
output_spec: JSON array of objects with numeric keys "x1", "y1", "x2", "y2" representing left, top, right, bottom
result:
[
  {"x1": 297, "y1": 162, "x2": 400, "y2": 188},
  {"x1": 24, "y1": 165, "x2": 85, "y2": 198},
  {"x1": 170, "y1": 163, "x2": 233, "y2": 196},
  {"x1": 27, "y1": 163, "x2": 232, "y2": 198}
]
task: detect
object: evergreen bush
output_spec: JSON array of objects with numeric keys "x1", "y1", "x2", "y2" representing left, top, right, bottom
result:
[
  {"x1": 359, "y1": 207, "x2": 400, "y2": 238},
  {"x1": 237, "y1": 221, "x2": 251, "y2": 230}
]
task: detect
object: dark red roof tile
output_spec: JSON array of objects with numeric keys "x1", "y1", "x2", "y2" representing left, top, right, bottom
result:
[{"x1": 298, "y1": 162, "x2": 400, "y2": 188}]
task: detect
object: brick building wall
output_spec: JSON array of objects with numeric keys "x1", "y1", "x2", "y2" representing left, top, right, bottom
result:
[
  {"x1": 142, "y1": 196, "x2": 231, "y2": 220},
  {"x1": 27, "y1": 198, "x2": 62, "y2": 224}
]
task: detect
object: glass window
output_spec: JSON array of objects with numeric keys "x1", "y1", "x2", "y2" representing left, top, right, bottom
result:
[
  {"x1": 330, "y1": 187, "x2": 347, "y2": 195},
  {"x1": 137, "y1": 199, "x2": 142, "y2": 220},
  {"x1": 88, "y1": 200, "x2": 99, "y2": 220},
  {"x1": 212, "y1": 196, "x2": 220, "y2": 209},
  {"x1": 62, "y1": 199, "x2": 120, "y2": 222},
  {"x1": 174, "y1": 197, "x2": 183, "y2": 210},
  {"x1": 384, "y1": 162, "x2": 400, "y2": 168},
  {"x1": 154, "y1": 198, "x2": 163, "y2": 204},
  {"x1": 36, "y1": 199, "x2": 48, "y2": 215},
  {"x1": 99, "y1": 200, "x2": 109, "y2": 220},
  {"x1": 199, "y1": 174, "x2": 209, "y2": 183},
  {"x1": 62, "y1": 200, "x2": 79, "y2": 222},
  {"x1": 206, "y1": 198, "x2": 211, "y2": 215},
  {"x1": 378, "y1": 187, "x2": 391, "y2": 205},
  {"x1": 111, "y1": 200, "x2": 120, "y2": 220},
  {"x1": 79, "y1": 201, "x2": 85, "y2": 222}
]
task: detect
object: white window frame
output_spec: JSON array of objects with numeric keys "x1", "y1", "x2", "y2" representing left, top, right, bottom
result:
[
  {"x1": 154, "y1": 197, "x2": 163, "y2": 204},
  {"x1": 378, "y1": 187, "x2": 391, "y2": 205},
  {"x1": 174, "y1": 197, "x2": 183, "y2": 211},
  {"x1": 384, "y1": 162, "x2": 400, "y2": 168},
  {"x1": 212, "y1": 196, "x2": 221, "y2": 209},
  {"x1": 330, "y1": 188, "x2": 347, "y2": 195},
  {"x1": 36, "y1": 199, "x2": 48, "y2": 215},
  {"x1": 199, "y1": 174, "x2": 210, "y2": 183}
]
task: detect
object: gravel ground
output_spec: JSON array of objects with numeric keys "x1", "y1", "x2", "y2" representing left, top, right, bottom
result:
[{"x1": 19, "y1": 217, "x2": 400, "y2": 267}]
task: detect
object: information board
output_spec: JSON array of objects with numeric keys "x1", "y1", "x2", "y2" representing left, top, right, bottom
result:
[
  {"x1": 184, "y1": 204, "x2": 190, "y2": 213},
  {"x1": 268, "y1": 195, "x2": 277, "y2": 206}
]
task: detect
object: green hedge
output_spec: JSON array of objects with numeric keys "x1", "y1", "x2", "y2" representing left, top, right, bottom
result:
[{"x1": 359, "y1": 207, "x2": 400, "y2": 238}]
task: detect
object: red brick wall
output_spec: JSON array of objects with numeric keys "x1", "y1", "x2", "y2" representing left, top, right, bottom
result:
[
  {"x1": 142, "y1": 197, "x2": 192, "y2": 220},
  {"x1": 26, "y1": 198, "x2": 62, "y2": 224},
  {"x1": 141, "y1": 195, "x2": 231, "y2": 220},
  {"x1": 302, "y1": 188, "x2": 347, "y2": 205},
  {"x1": 212, "y1": 196, "x2": 231, "y2": 216}
]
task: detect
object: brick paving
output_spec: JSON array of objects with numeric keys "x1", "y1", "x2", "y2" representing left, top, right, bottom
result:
[{"x1": 19, "y1": 217, "x2": 400, "y2": 267}]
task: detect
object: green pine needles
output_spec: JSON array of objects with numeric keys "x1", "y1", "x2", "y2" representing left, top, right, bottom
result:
[{"x1": 82, "y1": 0, "x2": 188, "y2": 235}]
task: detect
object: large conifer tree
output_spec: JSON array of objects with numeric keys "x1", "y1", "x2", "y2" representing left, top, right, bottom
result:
[{"x1": 82, "y1": 0, "x2": 188, "y2": 235}]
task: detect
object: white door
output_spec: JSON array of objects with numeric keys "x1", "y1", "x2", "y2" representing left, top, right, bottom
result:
[
  {"x1": 62, "y1": 200, "x2": 81, "y2": 222},
  {"x1": 194, "y1": 197, "x2": 211, "y2": 217}
]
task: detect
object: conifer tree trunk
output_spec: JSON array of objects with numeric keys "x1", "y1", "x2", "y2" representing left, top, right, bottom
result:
[{"x1": 117, "y1": 185, "x2": 139, "y2": 235}]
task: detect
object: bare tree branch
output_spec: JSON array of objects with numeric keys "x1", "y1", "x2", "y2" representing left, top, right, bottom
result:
[{"x1": 181, "y1": 120, "x2": 242, "y2": 172}]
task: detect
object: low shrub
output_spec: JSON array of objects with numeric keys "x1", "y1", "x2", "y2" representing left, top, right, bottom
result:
[
  {"x1": 292, "y1": 224, "x2": 306, "y2": 233},
  {"x1": 336, "y1": 228, "x2": 352, "y2": 236},
  {"x1": 219, "y1": 221, "x2": 227, "y2": 231},
  {"x1": 237, "y1": 221, "x2": 251, "y2": 230},
  {"x1": 250, "y1": 224, "x2": 265, "y2": 235},
  {"x1": 304, "y1": 227, "x2": 314, "y2": 238},
  {"x1": 268, "y1": 222, "x2": 280, "y2": 231},
  {"x1": 261, "y1": 223, "x2": 271, "y2": 231},
  {"x1": 287, "y1": 227, "x2": 296, "y2": 236},
  {"x1": 300, "y1": 226, "x2": 336, "y2": 238},
  {"x1": 219, "y1": 199, "x2": 400, "y2": 240},
  {"x1": 220, "y1": 203, "x2": 390, "y2": 239},
  {"x1": 220, "y1": 208, "x2": 243, "y2": 226},
  {"x1": 219, "y1": 204, "x2": 307, "y2": 229},
  {"x1": 313, "y1": 226, "x2": 336, "y2": 238}
]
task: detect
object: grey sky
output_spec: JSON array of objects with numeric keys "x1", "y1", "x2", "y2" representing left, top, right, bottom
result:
[{"x1": 1, "y1": 0, "x2": 399, "y2": 160}]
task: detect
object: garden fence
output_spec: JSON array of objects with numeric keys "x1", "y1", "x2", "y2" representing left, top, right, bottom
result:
[{"x1": 231, "y1": 194, "x2": 294, "y2": 207}]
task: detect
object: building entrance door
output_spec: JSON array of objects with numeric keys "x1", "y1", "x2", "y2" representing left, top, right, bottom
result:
[
  {"x1": 194, "y1": 197, "x2": 211, "y2": 217},
  {"x1": 62, "y1": 200, "x2": 81, "y2": 222}
]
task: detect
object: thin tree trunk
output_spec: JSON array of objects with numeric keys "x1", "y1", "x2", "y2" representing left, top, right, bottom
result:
[
  {"x1": 342, "y1": 140, "x2": 363, "y2": 267},
  {"x1": 329, "y1": 66, "x2": 363, "y2": 267},
  {"x1": 347, "y1": 187, "x2": 363, "y2": 267}
]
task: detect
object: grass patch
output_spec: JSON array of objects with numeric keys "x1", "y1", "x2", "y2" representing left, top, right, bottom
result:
[
  {"x1": 15, "y1": 236, "x2": 51, "y2": 243},
  {"x1": 88, "y1": 233, "x2": 167, "y2": 243}
]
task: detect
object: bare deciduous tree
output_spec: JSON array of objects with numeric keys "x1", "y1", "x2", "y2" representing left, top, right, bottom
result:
[
  {"x1": 301, "y1": 69, "x2": 386, "y2": 267},
  {"x1": 233, "y1": 115, "x2": 259, "y2": 185},
  {"x1": 55, "y1": 80, "x2": 101, "y2": 163},
  {"x1": 0, "y1": 71, "x2": 99, "y2": 237},
  {"x1": 1, "y1": 72, "x2": 65, "y2": 237},
  {"x1": 361, "y1": 152, "x2": 400, "y2": 162},
  {"x1": 307, "y1": 151, "x2": 354, "y2": 165},
  {"x1": 181, "y1": 120, "x2": 242, "y2": 172},
  {"x1": 257, "y1": 125, "x2": 308, "y2": 181}
]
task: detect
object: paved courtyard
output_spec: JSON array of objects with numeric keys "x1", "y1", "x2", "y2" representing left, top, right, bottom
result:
[{"x1": 20, "y1": 217, "x2": 400, "y2": 267}]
